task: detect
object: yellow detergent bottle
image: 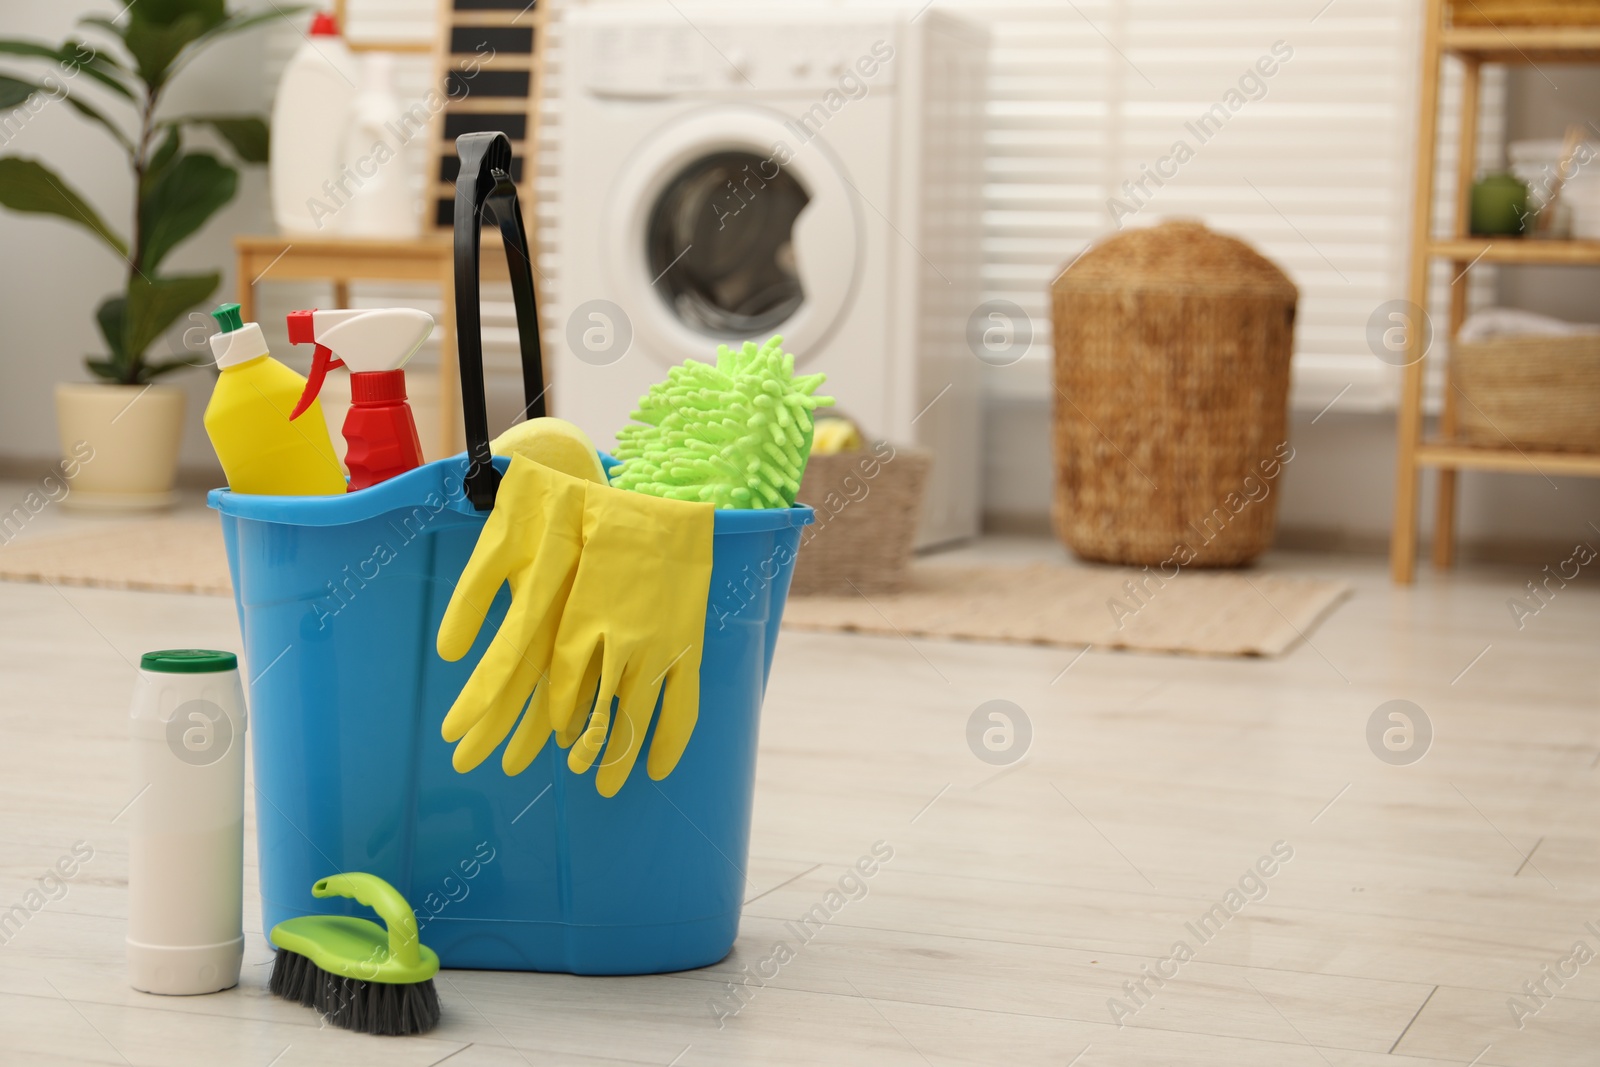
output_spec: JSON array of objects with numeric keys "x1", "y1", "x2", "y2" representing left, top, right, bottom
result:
[{"x1": 204, "y1": 303, "x2": 346, "y2": 495}]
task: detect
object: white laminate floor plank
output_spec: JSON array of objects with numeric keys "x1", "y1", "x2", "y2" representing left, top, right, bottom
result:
[
  {"x1": 0, "y1": 531, "x2": 1597, "y2": 1064},
  {"x1": 1393, "y1": 981, "x2": 1600, "y2": 1066}
]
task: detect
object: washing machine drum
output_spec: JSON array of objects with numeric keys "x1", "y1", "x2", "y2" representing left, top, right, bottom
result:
[
  {"x1": 607, "y1": 106, "x2": 862, "y2": 366},
  {"x1": 647, "y1": 150, "x2": 809, "y2": 338}
]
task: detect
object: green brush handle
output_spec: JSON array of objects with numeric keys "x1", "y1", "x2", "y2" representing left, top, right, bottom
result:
[{"x1": 313, "y1": 873, "x2": 423, "y2": 969}]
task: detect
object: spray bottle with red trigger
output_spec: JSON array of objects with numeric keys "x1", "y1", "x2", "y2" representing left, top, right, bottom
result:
[{"x1": 287, "y1": 308, "x2": 433, "y2": 491}]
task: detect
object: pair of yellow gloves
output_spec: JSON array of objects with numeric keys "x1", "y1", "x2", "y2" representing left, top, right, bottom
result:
[{"x1": 436, "y1": 451, "x2": 714, "y2": 797}]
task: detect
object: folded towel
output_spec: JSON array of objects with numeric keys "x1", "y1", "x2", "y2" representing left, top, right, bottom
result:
[{"x1": 1457, "y1": 308, "x2": 1600, "y2": 344}]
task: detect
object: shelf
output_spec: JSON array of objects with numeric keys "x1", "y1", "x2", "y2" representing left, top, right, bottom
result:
[
  {"x1": 1416, "y1": 442, "x2": 1600, "y2": 477},
  {"x1": 1393, "y1": 10, "x2": 1600, "y2": 581},
  {"x1": 1442, "y1": 26, "x2": 1600, "y2": 63},
  {"x1": 1428, "y1": 238, "x2": 1600, "y2": 265}
]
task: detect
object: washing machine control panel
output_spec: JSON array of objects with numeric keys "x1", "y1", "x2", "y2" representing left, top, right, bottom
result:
[{"x1": 577, "y1": 19, "x2": 899, "y2": 97}]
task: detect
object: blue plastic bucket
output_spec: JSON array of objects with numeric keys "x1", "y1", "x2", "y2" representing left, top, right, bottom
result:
[{"x1": 210, "y1": 454, "x2": 811, "y2": 974}]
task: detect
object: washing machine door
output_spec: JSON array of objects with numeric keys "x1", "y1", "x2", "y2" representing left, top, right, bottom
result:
[{"x1": 604, "y1": 105, "x2": 861, "y2": 367}]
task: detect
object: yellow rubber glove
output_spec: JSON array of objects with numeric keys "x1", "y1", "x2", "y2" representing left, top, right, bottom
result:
[
  {"x1": 437, "y1": 455, "x2": 587, "y2": 774},
  {"x1": 544, "y1": 482, "x2": 715, "y2": 796}
]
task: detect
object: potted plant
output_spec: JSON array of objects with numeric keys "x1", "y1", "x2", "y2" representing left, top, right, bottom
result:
[{"x1": 0, "y1": 2, "x2": 288, "y2": 509}]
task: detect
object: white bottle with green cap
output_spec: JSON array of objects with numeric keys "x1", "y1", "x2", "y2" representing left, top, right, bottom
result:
[
  {"x1": 127, "y1": 649, "x2": 247, "y2": 996},
  {"x1": 204, "y1": 303, "x2": 346, "y2": 496}
]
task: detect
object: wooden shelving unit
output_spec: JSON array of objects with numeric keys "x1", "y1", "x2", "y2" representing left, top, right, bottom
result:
[
  {"x1": 1415, "y1": 442, "x2": 1600, "y2": 477},
  {"x1": 1428, "y1": 237, "x2": 1600, "y2": 264},
  {"x1": 1390, "y1": 0, "x2": 1600, "y2": 583},
  {"x1": 1440, "y1": 26, "x2": 1600, "y2": 63}
]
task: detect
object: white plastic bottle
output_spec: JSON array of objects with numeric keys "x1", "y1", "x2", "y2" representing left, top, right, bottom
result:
[
  {"x1": 269, "y1": 11, "x2": 360, "y2": 234},
  {"x1": 340, "y1": 52, "x2": 422, "y2": 238},
  {"x1": 127, "y1": 650, "x2": 247, "y2": 996}
]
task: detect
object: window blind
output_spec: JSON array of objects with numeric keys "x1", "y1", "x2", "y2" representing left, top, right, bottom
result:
[{"x1": 959, "y1": 0, "x2": 1481, "y2": 412}]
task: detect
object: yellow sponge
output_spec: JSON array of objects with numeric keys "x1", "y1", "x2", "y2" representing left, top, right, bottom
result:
[
  {"x1": 490, "y1": 417, "x2": 608, "y2": 483},
  {"x1": 811, "y1": 416, "x2": 863, "y2": 454}
]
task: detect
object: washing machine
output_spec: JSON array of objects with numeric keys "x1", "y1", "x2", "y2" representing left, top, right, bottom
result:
[{"x1": 550, "y1": 3, "x2": 987, "y2": 545}]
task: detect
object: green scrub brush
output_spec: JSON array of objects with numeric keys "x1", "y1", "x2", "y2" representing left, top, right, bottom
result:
[
  {"x1": 609, "y1": 335, "x2": 834, "y2": 508},
  {"x1": 268, "y1": 873, "x2": 441, "y2": 1036}
]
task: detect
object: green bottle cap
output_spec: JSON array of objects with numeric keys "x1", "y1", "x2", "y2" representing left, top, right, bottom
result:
[
  {"x1": 211, "y1": 303, "x2": 244, "y2": 334},
  {"x1": 140, "y1": 649, "x2": 239, "y2": 674}
]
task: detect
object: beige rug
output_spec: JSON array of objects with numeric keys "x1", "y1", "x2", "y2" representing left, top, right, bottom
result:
[
  {"x1": 0, "y1": 519, "x2": 1350, "y2": 657},
  {"x1": 0, "y1": 516, "x2": 233, "y2": 596},
  {"x1": 783, "y1": 563, "x2": 1350, "y2": 657}
]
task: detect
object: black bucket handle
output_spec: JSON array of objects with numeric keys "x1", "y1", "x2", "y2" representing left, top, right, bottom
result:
[{"x1": 453, "y1": 131, "x2": 546, "y2": 511}]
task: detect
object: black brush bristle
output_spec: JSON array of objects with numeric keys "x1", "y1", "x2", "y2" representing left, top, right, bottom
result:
[
  {"x1": 268, "y1": 946, "x2": 319, "y2": 1008},
  {"x1": 269, "y1": 948, "x2": 441, "y2": 1036}
]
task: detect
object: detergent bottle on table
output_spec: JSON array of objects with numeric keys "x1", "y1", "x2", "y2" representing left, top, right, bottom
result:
[
  {"x1": 269, "y1": 11, "x2": 359, "y2": 234},
  {"x1": 288, "y1": 308, "x2": 433, "y2": 491},
  {"x1": 339, "y1": 54, "x2": 421, "y2": 238},
  {"x1": 204, "y1": 304, "x2": 345, "y2": 496}
]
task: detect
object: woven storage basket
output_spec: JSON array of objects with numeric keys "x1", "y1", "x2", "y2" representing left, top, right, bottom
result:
[
  {"x1": 1449, "y1": 0, "x2": 1600, "y2": 26},
  {"x1": 791, "y1": 445, "x2": 931, "y2": 596},
  {"x1": 1451, "y1": 335, "x2": 1600, "y2": 451},
  {"x1": 1050, "y1": 220, "x2": 1298, "y2": 568}
]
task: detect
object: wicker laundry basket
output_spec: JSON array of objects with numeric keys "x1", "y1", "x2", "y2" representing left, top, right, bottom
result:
[
  {"x1": 1451, "y1": 335, "x2": 1600, "y2": 452},
  {"x1": 791, "y1": 445, "x2": 931, "y2": 596},
  {"x1": 1450, "y1": 0, "x2": 1600, "y2": 26},
  {"x1": 1050, "y1": 220, "x2": 1298, "y2": 567}
]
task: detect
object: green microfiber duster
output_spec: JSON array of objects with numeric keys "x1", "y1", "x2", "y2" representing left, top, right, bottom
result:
[{"x1": 610, "y1": 336, "x2": 834, "y2": 509}]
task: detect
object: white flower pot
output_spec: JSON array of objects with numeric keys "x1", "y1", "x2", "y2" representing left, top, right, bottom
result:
[{"x1": 54, "y1": 382, "x2": 187, "y2": 511}]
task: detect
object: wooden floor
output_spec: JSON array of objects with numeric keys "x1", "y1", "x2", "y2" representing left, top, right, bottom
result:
[{"x1": 1, "y1": 511, "x2": 1596, "y2": 1065}]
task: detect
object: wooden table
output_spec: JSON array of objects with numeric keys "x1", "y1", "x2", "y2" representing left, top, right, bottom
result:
[{"x1": 234, "y1": 234, "x2": 510, "y2": 456}]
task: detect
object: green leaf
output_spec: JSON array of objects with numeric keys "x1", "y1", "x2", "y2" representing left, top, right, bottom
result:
[
  {"x1": 89, "y1": 293, "x2": 133, "y2": 383},
  {"x1": 135, "y1": 0, "x2": 227, "y2": 31},
  {"x1": 66, "y1": 40, "x2": 138, "y2": 100},
  {"x1": 64, "y1": 98, "x2": 133, "y2": 153},
  {"x1": 62, "y1": 37, "x2": 126, "y2": 69},
  {"x1": 0, "y1": 75, "x2": 32, "y2": 109},
  {"x1": 137, "y1": 356, "x2": 206, "y2": 382},
  {"x1": 146, "y1": 124, "x2": 180, "y2": 182},
  {"x1": 0, "y1": 156, "x2": 128, "y2": 257},
  {"x1": 75, "y1": 7, "x2": 300, "y2": 91},
  {"x1": 85, "y1": 358, "x2": 123, "y2": 383},
  {"x1": 120, "y1": 12, "x2": 209, "y2": 89},
  {"x1": 0, "y1": 35, "x2": 137, "y2": 99},
  {"x1": 0, "y1": 39, "x2": 73, "y2": 61},
  {"x1": 0, "y1": 73, "x2": 133, "y2": 152},
  {"x1": 168, "y1": 114, "x2": 268, "y2": 163},
  {"x1": 123, "y1": 271, "x2": 218, "y2": 362},
  {"x1": 62, "y1": 95, "x2": 134, "y2": 153},
  {"x1": 138, "y1": 151, "x2": 235, "y2": 273},
  {"x1": 96, "y1": 295, "x2": 129, "y2": 363},
  {"x1": 78, "y1": 16, "x2": 127, "y2": 41}
]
